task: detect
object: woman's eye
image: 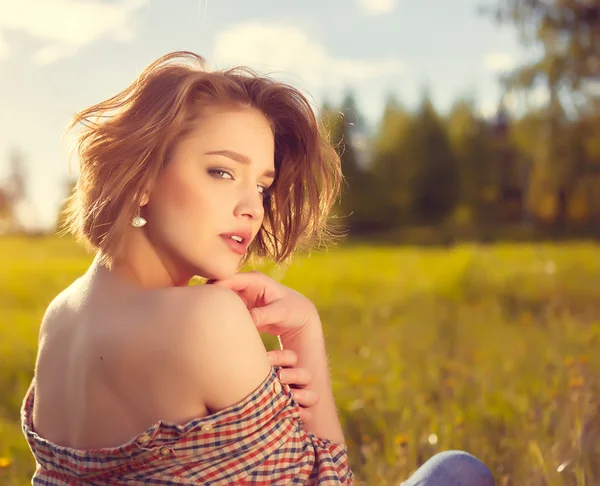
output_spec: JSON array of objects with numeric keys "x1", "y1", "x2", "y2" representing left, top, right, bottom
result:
[
  {"x1": 209, "y1": 169, "x2": 270, "y2": 197},
  {"x1": 208, "y1": 169, "x2": 233, "y2": 180},
  {"x1": 259, "y1": 186, "x2": 272, "y2": 198}
]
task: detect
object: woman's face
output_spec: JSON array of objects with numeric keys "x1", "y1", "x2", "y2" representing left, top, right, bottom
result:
[{"x1": 144, "y1": 104, "x2": 275, "y2": 281}]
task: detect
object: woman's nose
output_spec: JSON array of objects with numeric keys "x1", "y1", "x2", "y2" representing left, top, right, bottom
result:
[{"x1": 234, "y1": 188, "x2": 264, "y2": 220}]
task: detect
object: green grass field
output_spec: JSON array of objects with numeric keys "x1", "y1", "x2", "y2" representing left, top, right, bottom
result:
[{"x1": 2, "y1": 236, "x2": 600, "y2": 485}]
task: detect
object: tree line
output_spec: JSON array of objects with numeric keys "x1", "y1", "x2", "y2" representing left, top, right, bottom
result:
[{"x1": 321, "y1": 90, "x2": 600, "y2": 239}]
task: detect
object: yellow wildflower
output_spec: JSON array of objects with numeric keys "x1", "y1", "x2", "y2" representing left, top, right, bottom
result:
[
  {"x1": 569, "y1": 376, "x2": 585, "y2": 389},
  {"x1": 365, "y1": 375, "x2": 378, "y2": 386},
  {"x1": 395, "y1": 434, "x2": 409, "y2": 447}
]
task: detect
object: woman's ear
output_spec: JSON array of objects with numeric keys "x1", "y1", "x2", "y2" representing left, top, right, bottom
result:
[{"x1": 139, "y1": 191, "x2": 150, "y2": 207}]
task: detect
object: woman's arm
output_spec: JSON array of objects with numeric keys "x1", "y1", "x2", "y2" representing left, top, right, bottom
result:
[
  {"x1": 210, "y1": 271, "x2": 346, "y2": 445},
  {"x1": 279, "y1": 319, "x2": 346, "y2": 445},
  {"x1": 165, "y1": 284, "x2": 273, "y2": 412}
]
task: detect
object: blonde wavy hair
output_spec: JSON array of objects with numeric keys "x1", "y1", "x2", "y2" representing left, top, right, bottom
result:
[{"x1": 61, "y1": 51, "x2": 344, "y2": 269}]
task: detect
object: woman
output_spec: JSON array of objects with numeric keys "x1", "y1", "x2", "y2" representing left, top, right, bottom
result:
[{"x1": 21, "y1": 51, "x2": 494, "y2": 485}]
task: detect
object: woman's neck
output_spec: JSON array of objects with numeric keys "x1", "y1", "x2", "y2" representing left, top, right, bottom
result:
[{"x1": 95, "y1": 230, "x2": 193, "y2": 289}]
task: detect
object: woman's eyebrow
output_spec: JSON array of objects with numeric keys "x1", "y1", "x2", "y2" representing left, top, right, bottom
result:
[{"x1": 205, "y1": 149, "x2": 275, "y2": 179}]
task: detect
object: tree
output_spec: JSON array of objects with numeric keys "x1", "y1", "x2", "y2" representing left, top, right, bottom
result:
[
  {"x1": 370, "y1": 93, "x2": 414, "y2": 228},
  {"x1": 56, "y1": 178, "x2": 77, "y2": 233},
  {"x1": 487, "y1": 0, "x2": 600, "y2": 100},
  {"x1": 447, "y1": 98, "x2": 499, "y2": 224},
  {"x1": 0, "y1": 148, "x2": 28, "y2": 234},
  {"x1": 337, "y1": 92, "x2": 363, "y2": 196},
  {"x1": 510, "y1": 105, "x2": 595, "y2": 226},
  {"x1": 486, "y1": 0, "x2": 600, "y2": 228},
  {"x1": 404, "y1": 94, "x2": 460, "y2": 224},
  {"x1": 322, "y1": 92, "x2": 379, "y2": 233}
]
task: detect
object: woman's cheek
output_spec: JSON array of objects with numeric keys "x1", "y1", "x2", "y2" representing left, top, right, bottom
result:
[{"x1": 162, "y1": 170, "x2": 203, "y2": 213}]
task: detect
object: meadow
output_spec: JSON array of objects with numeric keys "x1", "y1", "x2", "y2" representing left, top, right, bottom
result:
[{"x1": 1, "y1": 235, "x2": 600, "y2": 485}]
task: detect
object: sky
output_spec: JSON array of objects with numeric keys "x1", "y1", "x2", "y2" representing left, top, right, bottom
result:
[{"x1": 0, "y1": 0, "x2": 538, "y2": 230}]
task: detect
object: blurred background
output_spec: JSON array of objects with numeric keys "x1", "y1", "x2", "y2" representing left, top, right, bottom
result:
[{"x1": 1, "y1": 1, "x2": 599, "y2": 485}]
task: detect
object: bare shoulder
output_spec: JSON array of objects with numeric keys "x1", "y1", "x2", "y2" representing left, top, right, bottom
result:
[
  {"x1": 145, "y1": 284, "x2": 272, "y2": 412},
  {"x1": 37, "y1": 279, "x2": 83, "y2": 342},
  {"x1": 152, "y1": 284, "x2": 259, "y2": 338}
]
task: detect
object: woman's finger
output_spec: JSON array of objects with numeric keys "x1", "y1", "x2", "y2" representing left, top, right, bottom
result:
[
  {"x1": 210, "y1": 271, "x2": 282, "y2": 306},
  {"x1": 267, "y1": 349, "x2": 298, "y2": 368},
  {"x1": 298, "y1": 408, "x2": 312, "y2": 423},
  {"x1": 209, "y1": 275, "x2": 264, "y2": 308},
  {"x1": 278, "y1": 367, "x2": 312, "y2": 388},
  {"x1": 251, "y1": 300, "x2": 291, "y2": 329},
  {"x1": 291, "y1": 388, "x2": 320, "y2": 408},
  {"x1": 208, "y1": 270, "x2": 264, "y2": 291}
]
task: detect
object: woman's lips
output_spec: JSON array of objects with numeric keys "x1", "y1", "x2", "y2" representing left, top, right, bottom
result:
[{"x1": 220, "y1": 235, "x2": 247, "y2": 255}]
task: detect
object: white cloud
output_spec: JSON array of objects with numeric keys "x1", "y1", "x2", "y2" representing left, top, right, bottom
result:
[
  {"x1": 356, "y1": 0, "x2": 397, "y2": 15},
  {"x1": 213, "y1": 22, "x2": 406, "y2": 102},
  {"x1": 483, "y1": 52, "x2": 515, "y2": 73},
  {"x1": 0, "y1": 0, "x2": 148, "y2": 66}
]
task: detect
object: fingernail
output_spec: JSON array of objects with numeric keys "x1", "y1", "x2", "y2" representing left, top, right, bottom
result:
[
  {"x1": 279, "y1": 371, "x2": 287, "y2": 382},
  {"x1": 267, "y1": 352, "x2": 275, "y2": 364}
]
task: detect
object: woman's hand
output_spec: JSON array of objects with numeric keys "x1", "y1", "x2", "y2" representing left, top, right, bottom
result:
[
  {"x1": 267, "y1": 349, "x2": 319, "y2": 422},
  {"x1": 210, "y1": 271, "x2": 346, "y2": 443},
  {"x1": 208, "y1": 271, "x2": 320, "y2": 341},
  {"x1": 209, "y1": 271, "x2": 322, "y2": 422}
]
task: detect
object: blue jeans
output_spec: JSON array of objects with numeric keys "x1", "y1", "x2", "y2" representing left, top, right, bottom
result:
[{"x1": 402, "y1": 450, "x2": 495, "y2": 486}]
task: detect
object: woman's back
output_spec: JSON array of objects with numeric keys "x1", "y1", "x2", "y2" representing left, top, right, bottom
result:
[
  {"x1": 23, "y1": 268, "x2": 353, "y2": 485},
  {"x1": 32, "y1": 271, "x2": 213, "y2": 449}
]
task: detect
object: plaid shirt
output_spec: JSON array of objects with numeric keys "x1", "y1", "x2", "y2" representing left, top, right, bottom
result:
[{"x1": 21, "y1": 366, "x2": 353, "y2": 485}]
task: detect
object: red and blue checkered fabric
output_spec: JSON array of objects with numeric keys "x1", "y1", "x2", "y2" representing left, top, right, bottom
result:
[{"x1": 21, "y1": 366, "x2": 354, "y2": 485}]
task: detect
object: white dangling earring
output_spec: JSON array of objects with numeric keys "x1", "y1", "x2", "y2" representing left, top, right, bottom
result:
[{"x1": 132, "y1": 206, "x2": 147, "y2": 228}]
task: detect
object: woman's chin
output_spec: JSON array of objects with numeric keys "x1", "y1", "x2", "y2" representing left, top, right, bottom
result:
[{"x1": 196, "y1": 264, "x2": 240, "y2": 282}]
